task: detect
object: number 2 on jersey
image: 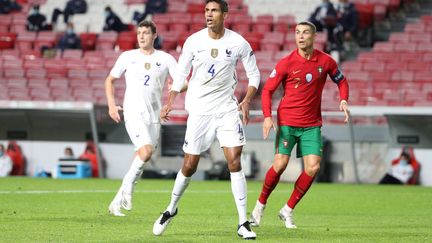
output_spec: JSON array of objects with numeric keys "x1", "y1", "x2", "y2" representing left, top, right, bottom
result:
[
  {"x1": 144, "y1": 75, "x2": 150, "y2": 86},
  {"x1": 208, "y1": 64, "x2": 215, "y2": 77}
]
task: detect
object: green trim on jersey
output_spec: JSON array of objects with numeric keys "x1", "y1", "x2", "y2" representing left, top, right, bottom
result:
[{"x1": 274, "y1": 126, "x2": 322, "y2": 158}]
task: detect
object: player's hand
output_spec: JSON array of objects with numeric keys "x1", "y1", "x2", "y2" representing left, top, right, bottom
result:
[
  {"x1": 160, "y1": 104, "x2": 172, "y2": 122},
  {"x1": 108, "y1": 105, "x2": 122, "y2": 123},
  {"x1": 339, "y1": 100, "x2": 350, "y2": 123},
  {"x1": 238, "y1": 100, "x2": 250, "y2": 125},
  {"x1": 263, "y1": 117, "x2": 276, "y2": 139}
]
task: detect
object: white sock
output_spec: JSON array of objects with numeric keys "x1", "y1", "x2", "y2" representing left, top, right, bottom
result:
[
  {"x1": 282, "y1": 204, "x2": 293, "y2": 214},
  {"x1": 113, "y1": 156, "x2": 145, "y2": 204},
  {"x1": 230, "y1": 170, "x2": 247, "y2": 225},
  {"x1": 166, "y1": 170, "x2": 191, "y2": 215}
]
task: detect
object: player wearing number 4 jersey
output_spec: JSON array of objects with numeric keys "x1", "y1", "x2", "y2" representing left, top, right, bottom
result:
[
  {"x1": 249, "y1": 21, "x2": 350, "y2": 229},
  {"x1": 153, "y1": 0, "x2": 260, "y2": 240},
  {"x1": 105, "y1": 20, "x2": 177, "y2": 217}
]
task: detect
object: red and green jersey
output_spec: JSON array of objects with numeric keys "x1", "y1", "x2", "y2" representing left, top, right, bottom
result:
[{"x1": 262, "y1": 49, "x2": 349, "y2": 127}]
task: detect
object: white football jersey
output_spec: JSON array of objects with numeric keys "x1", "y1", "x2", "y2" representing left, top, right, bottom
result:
[
  {"x1": 171, "y1": 28, "x2": 260, "y2": 115},
  {"x1": 110, "y1": 49, "x2": 177, "y2": 123}
]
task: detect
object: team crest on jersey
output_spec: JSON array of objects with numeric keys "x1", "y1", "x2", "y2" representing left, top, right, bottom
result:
[
  {"x1": 306, "y1": 73, "x2": 313, "y2": 82},
  {"x1": 225, "y1": 49, "x2": 232, "y2": 57},
  {"x1": 144, "y1": 63, "x2": 151, "y2": 70},
  {"x1": 211, "y1": 48, "x2": 218, "y2": 58}
]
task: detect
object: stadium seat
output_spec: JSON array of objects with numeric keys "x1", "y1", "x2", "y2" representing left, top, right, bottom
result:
[
  {"x1": 152, "y1": 14, "x2": 170, "y2": 32},
  {"x1": 34, "y1": 32, "x2": 58, "y2": 50},
  {"x1": 15, "y1": 31, "x2": 36, "y2": 51},
  {"x1": 79, "y1": 32, "x2": 97, "y2": 51},
  {"x1": 252, "y1": 15, "x2": 274, "y2": 33},
  {"x1": 0, "y1": 32, "x2": 17, "y2": 49},
  {"x1": 169, "y1": 13, "x2": 191, "y2": 32},
  {"x1": 117, "y1": 31, "x2": 137, "y2": 51},
  {"x1": 26, "y1": 68, "x2": 46, "y2": 79},
  {"x1": 96, "y1": 31, "x2": 118, "y2": 50}
]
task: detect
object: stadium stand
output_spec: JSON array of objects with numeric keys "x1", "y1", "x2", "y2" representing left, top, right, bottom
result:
[{"x1": 0, "y1": 0, "x2": 430, "y2": 126}]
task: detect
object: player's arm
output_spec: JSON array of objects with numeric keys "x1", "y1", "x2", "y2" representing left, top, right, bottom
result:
[
  {"x1": 261, "y1": 60, "x2": 287, "y2": 139},
  {"x1": 105, "y1": 74, "x2": 122, "y2": 123},
  {"x1": 160, "y1": 38, "x2": 193, "y2": 121},
  {"x1": 239, "y1": 41, "x2": 260, "y2": 125},
  {"x1": 105, "y1": 53, "x2": 126, "y2": 123},
  {"x1": 329, "y1": 60, "x2": 350, "y2": 123}
]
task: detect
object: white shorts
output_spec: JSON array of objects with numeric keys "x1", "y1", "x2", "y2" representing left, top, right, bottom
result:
[
  {"x1": 183, "y1": 109, "x2": 246, "y2": 155},
  {"x1": 124, "y1": 111, "x2": 160, "y2": 151}
]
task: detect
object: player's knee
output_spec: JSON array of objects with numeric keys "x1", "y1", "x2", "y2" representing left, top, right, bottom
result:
[
  {"x1": 182, "y1": 162, "x2": 197, "y2": 176},
  {"x1": 306, "y1": 164, "x2": 320, "y2": 177},
  {"x1": 137, "y1": 146, "x2": 152, "y2": 162}
]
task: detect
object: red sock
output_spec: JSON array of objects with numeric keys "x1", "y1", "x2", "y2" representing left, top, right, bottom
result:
[
  {"x1": 258, "y1": 167, "x2": 281, "y2": 205},
  {"x1": 287, "y1": 171, "x2": 314, "y2": 209}
]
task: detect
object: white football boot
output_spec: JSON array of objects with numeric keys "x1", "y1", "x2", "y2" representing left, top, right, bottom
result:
[
  {"x1": 237, "y1": 221, "x2": 256, "y2": 240},
  {"x1": 108, "y1": 202, "x2": 125, "y2": 217},
  {"x1": 278, "y1": 206, "x2": 297, "y2": 229},
  {"x1": 153, "y1": 209, "x2": 178, "y2": 236},
  {"x1": 249, "y1": 201, "x2": 266, "y2": 227}
]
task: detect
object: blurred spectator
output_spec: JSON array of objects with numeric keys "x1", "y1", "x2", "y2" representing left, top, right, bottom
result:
[
  {"x1": 27, "y1": 5, "x2": 49, "y2": 31},
  {"x1": 0, "y1": 144, "x2": 12, "y2": 177},
  {"x1": 0, "y1": 0, "x2": 21, "y2": 14},
  {"x1": 380, "y1": 147, "x2": 421, "y2": 185},
  {"x1": 79, "y1": 142, "x2": 99, "y2": 177},
  {"x1": 308, "y1": 0, "x2": 337, "y2": 32},
  {"x1": 132, "y1": 0, "x2": 167, "y2": 24},
  {"x1": 63, "y1": 147, "x2": 75, "y2": 159},
  {"x1": 103, "y1": 6, "x2": 128, "y2": 32},
  {"x1": 51, "y1": 0, "x2": 87, "y2": 24},
  {"x1": 335, "y1": 0, "x2": 358, "y2": 42},
  {"x1": 6, "y1": 141, "x2": 25, "y2": 176},
  {"x1": 57, "y1": 23, "x2": 81, "y2": 51}
]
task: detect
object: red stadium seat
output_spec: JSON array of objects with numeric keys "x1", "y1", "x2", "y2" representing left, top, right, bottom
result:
[
  {"x1": 252, "y1": 15, "x2": 274, "y2": 33},
  {"x1": 152, "y1": 14, "x2": 170, "y2": 32},
  {"x1": 34, "y1": 32, "x2": 58, "y2": 50},
  {"x1": 117, "y1": 31, "x2": 137, "y2": 51},
  {"x1": 231, "y1": 15, "x2": 252, "y2": 33},
  {"x1": 62, "y1": 49, "x2": 83, "y2": 59},
  {"x1": 274, "y1": 15, "x2": 296, "y2": 34},
  {"x1": 169, "y1": 13, "x2": 191, "y2": 32},
  {"x1": 79, "y1": 32, "x2": 97, "y2": 51},
  {"x1": 26, "y1": 68, "x2": 46, "y2": 78},
  {"x1": 96, "y1": 31, "x2": 118, "y2": 50},
  {"x1": 15, "y1": 31, "x2": 36, "y2": 51},
  {"x1": 0, "y1": 32, "x2": 17, "y2": 49}
]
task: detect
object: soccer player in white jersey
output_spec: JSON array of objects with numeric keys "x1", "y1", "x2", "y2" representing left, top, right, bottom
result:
[
  {"x1": 105, "y1": 20, "x2": 177, "y2": 217},
  {"x1": 152, "y1": 0, "x2": 260, "y2": 240}
]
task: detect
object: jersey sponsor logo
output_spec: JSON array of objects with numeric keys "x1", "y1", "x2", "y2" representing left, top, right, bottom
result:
[
  {"x1": 269, "y1": 69, "x2": 276, "y2": 78},
  {"x1": 211, "y1": 48, "x2": 218, "y2": 58},
  {"x1": 225, "y1": 49, "x2": 232, "y2": 57},
  {"x1": 306, "y1": 73, "x2": 313, "y2": 82},
  {"x1": 144, "y1": 63, "x2": 151, "y2": 70},
  {"x1": 331, "y1": 69, "x2": 344, "y2": 83},
  {"x1": 292, "y1": 69, "x2": 301, "y2": 74}
]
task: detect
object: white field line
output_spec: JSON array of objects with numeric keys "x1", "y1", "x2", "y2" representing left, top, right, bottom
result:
[{"x1": 0, "y1": 189, "x2": 280, "y2": 194}]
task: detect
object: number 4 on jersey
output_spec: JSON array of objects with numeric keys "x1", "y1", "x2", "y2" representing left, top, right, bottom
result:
[{"x1": 208, "y1": 64, "x2": 215, "y2": 77}]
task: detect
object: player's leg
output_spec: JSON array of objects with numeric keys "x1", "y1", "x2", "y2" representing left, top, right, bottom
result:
[
  {"x1": 109, "y1": 114, "x2": 158, "y2": 216},
  {"x1": 218, "y1": 110, "x2": 255, "y2": 240},
  {"x1": 153, "y1": 114, "x2": 213, "y2": 236},
  {"x1": 280, "y1": 127, "x2": 322, "y2": 228},
  {"x1": 250, "y1": 126, "x2": 295, "y2": 226}
]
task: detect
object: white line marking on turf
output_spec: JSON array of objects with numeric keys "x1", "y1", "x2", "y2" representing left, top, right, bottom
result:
[{"x1": 0, "y1": 189, "x2": 270, "y2": 194}]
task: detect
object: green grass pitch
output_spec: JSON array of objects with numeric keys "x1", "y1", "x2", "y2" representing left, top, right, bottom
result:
[{"x1": 0, "y1": 177, "x2": 431, "y2": 242}]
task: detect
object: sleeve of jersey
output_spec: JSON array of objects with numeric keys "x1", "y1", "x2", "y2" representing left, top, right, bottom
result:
[
  {"x1": 262, "y1": 61, "x2": 286, "y2": 118},
  {"x1": 109, "y1": 53, "x2": 126, "y2": 78},
  {"x1": 240, "y1": 41, "x2": 260, "y2": 89},
  {"x1": 329, "y1": 59, "x2": 349, "y2": 101},
  {"x1": 166, "y1": 54, "x2": 178, "y2": 82},
  {"x1": 171, "y1": 38, "x2": 193, "y2": 92}
]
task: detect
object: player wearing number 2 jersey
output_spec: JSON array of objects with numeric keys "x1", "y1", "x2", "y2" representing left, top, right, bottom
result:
[
  {"x1": 105, "y1": 20, "x2": 177, "y2": 217},
  {"x1": 153, "y1": 0, "x2": 260, "y2": 240}
]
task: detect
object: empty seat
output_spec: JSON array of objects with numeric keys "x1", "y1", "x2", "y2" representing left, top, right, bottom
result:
[
  {"x1": 79, "y1": 32, "x2": 97, "y2": 51},
  {"x1": 34, "y1": 32, "x2": 58, "y2": 50},
  {"x1": 96, "y1": 31, "x2": 118, "y2": 50},
  {"x1": 0, "y1": 32, "x2": 17, "y2": 49},
  {"x1": 252, "y1": 15, "x2": 274, "y2": 33},
  {"x1": 117, "y1": 31, "x2": 137, "y2": 51},
  {"x1": 15, "y1": 31, "x2": 36, "y2": 51},
  {"x1": 62, "y1": 49, "x2": 83, "y2": 59}
]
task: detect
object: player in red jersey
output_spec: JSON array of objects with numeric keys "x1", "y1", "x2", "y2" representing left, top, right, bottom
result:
[{"x1": 249, "y1": 21, "x2": 350, "y2": 229}]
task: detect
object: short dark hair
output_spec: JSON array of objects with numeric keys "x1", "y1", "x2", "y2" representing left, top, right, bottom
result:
[
  {"x1": 401, "y1": 152, "x2": 411, "y2": 160},
  {"x1": 137, "y1": 20, "x2": 157, "y2": 34},
  {"x1": 206, "y1": 0, "x2": 229, "y2": 13},
  {"x1": 297, "y1": 21, "x2": 317, "y2": 34}
]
